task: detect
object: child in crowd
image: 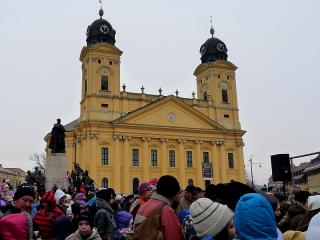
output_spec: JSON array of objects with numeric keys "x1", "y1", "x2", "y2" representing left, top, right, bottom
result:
[
  {"x1": 116, "y1": 211, "x2": 134, "y2": 240},
  {"x1": 66, "y1": 214, "x2": 101, "y2": 240}
]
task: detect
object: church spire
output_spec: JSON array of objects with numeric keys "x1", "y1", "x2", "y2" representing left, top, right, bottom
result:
[
  {"x1": 99, "y1": 0, "x2": 104, "y2": 18},
  {"x1": 210, "y1": 16, "x2": 215, "y2": 37}
]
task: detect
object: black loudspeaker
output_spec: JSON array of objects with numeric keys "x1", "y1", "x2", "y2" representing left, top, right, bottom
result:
[{"x1": 271, "y1": 154, "x2": 292, "y2": 182}]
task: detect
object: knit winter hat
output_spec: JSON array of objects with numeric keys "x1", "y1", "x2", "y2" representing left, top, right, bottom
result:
[
  {"x1": 54, "y1": 189, "x2": 66, "y2": 204},
  {"x1": 13, "y1": 184, "x2": 35, "y2": 201},
  {"x1": 138, "y1": 182, "x2": 153, "y2": 195},
  {"x1": 190, "y1": 198, "x2": 233, "y2": 238},
  {"x1": 308, "y1": 195, "x2": 320, "y2": 211},
  {"x1": 116, "y1": 211, "x2": 133, "y2": 229}
]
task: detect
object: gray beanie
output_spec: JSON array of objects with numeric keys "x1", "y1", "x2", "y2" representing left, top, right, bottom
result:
[{"x1": 190, "y1": 198, "x2": 233, "y2": 238}]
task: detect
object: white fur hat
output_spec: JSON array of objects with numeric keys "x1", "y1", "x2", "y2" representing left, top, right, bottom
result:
[
  {"x1": 308, "y1": 195, "x2": 320, "y2": 211},
  {"x1": 190, "y1": 198, "x2": 233, "y2": 238}
]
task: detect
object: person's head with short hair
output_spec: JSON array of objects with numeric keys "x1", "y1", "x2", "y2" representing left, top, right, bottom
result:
[
  {"x1": 190, "y1": 198, "x2": 235, "y2": 240},
  {"x1": 138, "y1": 182, "x2": 153, "y2": 200},
  {"x1": 96, "y1": 188, "x2": 114, "y2": 204},
  {"x1": 156, "y1": 175, "x2": 181, "y2": 200},
  {"x1": 76, "y1": 214, "x2": 93, "y2": 236},
  {"x1": 295, "y1": 191, "x2": 311, "y2": 206},
  {"x1": 13, "y1": 184, "x2": 35, "y2": 213},
  {"x1": 184, "y1": 185, "x2": 197, "y2": 202},
  {"x1": 268, "y1": 186, "x2": 275, "y2": 193}
]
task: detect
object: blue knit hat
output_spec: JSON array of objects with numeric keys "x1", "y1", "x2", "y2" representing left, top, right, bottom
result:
[
  {"x1": 116, "y1": 211, "x2": 132, "y2": 229},
  {"x1": 178, "y1": 209, "x2": 190, "y2": 223}
]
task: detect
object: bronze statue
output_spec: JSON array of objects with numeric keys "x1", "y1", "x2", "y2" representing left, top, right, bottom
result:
[{"x1": 49, "y1": 119, "x2": 66, "y2": 153}]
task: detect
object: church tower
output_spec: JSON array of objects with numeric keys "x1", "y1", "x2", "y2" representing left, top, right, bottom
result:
[
  {"x1": 194, "y1": 26, "x2": 241, "y2": 130},
  {"x1": 79, "y1": 7, "x2": 122, "y2": 122}
]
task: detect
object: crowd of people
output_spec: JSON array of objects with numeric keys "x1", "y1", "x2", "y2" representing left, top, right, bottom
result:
[{"x1": 0, "y1": 175, "x2": 319, "y2": 240}]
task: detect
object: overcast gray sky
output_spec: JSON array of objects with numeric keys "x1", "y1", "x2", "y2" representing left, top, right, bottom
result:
[{"x1": 1, "y1": 0, "x2": 319, "y2": 185}]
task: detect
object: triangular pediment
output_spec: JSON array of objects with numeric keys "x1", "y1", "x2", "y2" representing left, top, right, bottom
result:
[{"x1": 113, "y1": 96, "x2": 226, "y2": 131}]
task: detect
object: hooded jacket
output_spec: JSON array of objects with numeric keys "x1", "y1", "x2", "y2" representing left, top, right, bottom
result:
[
  {"x1": 0, "y1": 212, "x2": 33, "y2": 240},
  {"x1": 235, "y1": 193, "x2": 278, "y2": 240},
  {"x1": 94, "y1": 197, "x2": 117, "y2": 240},
  {"x1": 66, "y1": 227, "x2": 102, "y2": 240},
  {"x1": 33, "y1": 191, "x2": 64, "y2": 240}
]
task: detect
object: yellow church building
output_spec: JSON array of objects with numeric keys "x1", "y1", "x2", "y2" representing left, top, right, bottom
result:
[{"x1": 45, "y1": 8, "x2": 246, "y2": 193}]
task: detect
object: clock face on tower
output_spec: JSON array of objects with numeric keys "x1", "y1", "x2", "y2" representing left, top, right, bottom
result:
[
  {"x1": 216, "y1": 42, "x2": 227, "y2": 52},
  {"x1": 200, "y1": 45, "x2": 207, "y2": 55},
  {"x1": 167, "y1": 112, "x2": 176, "y2": 122},
  {"x1": 100, "y1": 24, "x2": 110, "y2": 34}
]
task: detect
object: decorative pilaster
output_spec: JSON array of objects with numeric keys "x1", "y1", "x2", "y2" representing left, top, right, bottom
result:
[
  {"x1": 113, "y1": 135, "x2": 121, "y2": 191},
  {"x1": 211, "y1": 141, "x2": 220, "y2": 184},
  {"x1": 236, "y1": 140, "x2": 245, "y2": 183},
  {"x1": 142, "y1": 137, "x2": 150, "y2": 181},
  {"x1": 160, "y1": 138, "x2": 168, "y2": 175},
  {"x1": 217, "y1": 140, "x2": 227, "y2": 183},
  {"x1": 178, "y1": 139, "x2": 186, "y2": 188},
  {"x1": 195, "y1": 139, "x2": 203, "y2": 187},
  {"x1": 123, "y1": 136, "x2": 130, "y2": 193}
]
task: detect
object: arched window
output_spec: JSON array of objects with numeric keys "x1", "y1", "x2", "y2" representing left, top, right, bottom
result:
[
  {"x1": 188, "y1": 179, "x2": 194, "y2": 186},
  {"x1": 133, "y1": 178, "x2": 139, "y2": 194},
  {"x1": 102, "y1": 178, "x2": 108, "y2": 188}
]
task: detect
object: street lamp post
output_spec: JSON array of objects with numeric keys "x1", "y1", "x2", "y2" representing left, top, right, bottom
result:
[{"x1": 249, "y1": 158, "x2": 261, "y2": 189}]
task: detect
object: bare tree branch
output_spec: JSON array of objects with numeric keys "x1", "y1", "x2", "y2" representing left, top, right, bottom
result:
[{"x1": 29, "y1": 153, "x2": 46, "y2": 173}]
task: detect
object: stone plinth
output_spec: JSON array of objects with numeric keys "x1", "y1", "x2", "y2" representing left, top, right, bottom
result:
[{"x1": 45, "y1": 153, "x2": 69, "y2": 190}]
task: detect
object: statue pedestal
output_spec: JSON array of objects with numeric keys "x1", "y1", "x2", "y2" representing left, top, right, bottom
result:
[{"x1": 45, "y1": 153, "x2": 69, "y2": 191}]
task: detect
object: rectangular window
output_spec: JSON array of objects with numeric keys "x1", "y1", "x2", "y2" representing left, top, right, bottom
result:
[
  {"x1": 186, "y1": 151, "x2": 193, "y2": 168},
  {"x1": 222, "y1": 89, "x2": 228, "y2": 103},
  {"x1": 151, "y1": 149, "x2": 158, "y2": 166},
  {"x1": 101, "y1": 76, "x2": 108, "y2": 90},
  {"x1": 203, "y1": 92, "x2": 208, "y2": 101},
  {"x1": 228, "y1": 153, "x2": 234, "y2": 169},
  {"x1": 101, "y1": 147, "x2": 108, "y2": 165},
  {"x1": 203, "y1": 152, "x2": 209, "y2": 163},
  {"x1": 101, "y1": 104, "x2": 108, "y2": 108},
  {"x1": 84, "y1": 79, "x2": 87, "y2": 94},
  {"x1": 132, "y1": 149, "x2": 139, "y2": 166},
  {"x1": 169, "y1": 150, "x2": 176, "y2": 167}
]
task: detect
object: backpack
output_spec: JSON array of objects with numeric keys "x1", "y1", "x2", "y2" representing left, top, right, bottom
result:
[{"x1": 133, "y1": 203, "x2": 166, "y2": 240}]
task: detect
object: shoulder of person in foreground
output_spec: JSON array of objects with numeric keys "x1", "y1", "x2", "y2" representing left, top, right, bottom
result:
[{"x1": 161, "y1": 204, "x2": 184, "y2": 240}]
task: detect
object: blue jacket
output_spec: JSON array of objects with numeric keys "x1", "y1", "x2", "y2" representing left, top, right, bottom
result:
[{"x1": 234, "y1": 193, "x2": 277, "y2": 240}]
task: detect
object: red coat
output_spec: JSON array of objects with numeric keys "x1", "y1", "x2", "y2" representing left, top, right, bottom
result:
[
  {"x1": 33, "y1": 191, "x2": 64, "y2": 240},
  {"x1": 0, "y1": 212, "x2": 33, "y2": 240},
  {"x1": 135, "y1": 193, "x2": 185, "y2": 240}
]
